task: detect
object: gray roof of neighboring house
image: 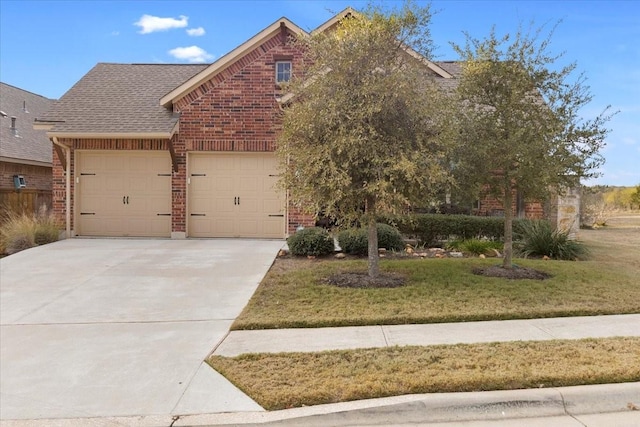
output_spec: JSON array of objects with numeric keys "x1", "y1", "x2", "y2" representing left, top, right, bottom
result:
[
  {"x1": 433, "y1": 61, "x2": 461, "y2": 92},
  {"x1": 37, "y1": 63, "x2": 208, "y2": 135},
  {"x1": 0, "y1": 82, "x2": 55, "y2": 165}
]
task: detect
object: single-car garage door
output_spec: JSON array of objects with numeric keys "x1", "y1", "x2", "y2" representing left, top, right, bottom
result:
[
  {"x1": 188, "y1": 153, "x2": 285, "y2": 238},
  {"x1": 76, "y1": 151, "x2": 172, "y2": 237}
]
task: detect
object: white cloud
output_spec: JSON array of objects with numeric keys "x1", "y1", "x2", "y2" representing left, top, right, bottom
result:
[
  {"x1": 110, "y1": 31, "x2": 120, "y2": 36},
  {"x1": 135, "y1": 14, "x2": 188, "y2": 34},
  {"x1": 186, "y1": 27, "x2": 205, "y2": 37},
  {"x1": 168, "y1": 46, "x2": 213, "y2": 63}
]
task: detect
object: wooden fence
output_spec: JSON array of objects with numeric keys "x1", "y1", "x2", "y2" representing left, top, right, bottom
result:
[{"x1": 0, "y1": 190, "x2": 53, "y2": 217}]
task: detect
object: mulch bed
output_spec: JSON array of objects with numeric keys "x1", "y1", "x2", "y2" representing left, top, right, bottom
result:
[
  {"x1": 324, "y1": 272, "x2": 407, "y2": 288},
  {"x1": 472, "y1": 265, "x2": 552, "y2": 280}
]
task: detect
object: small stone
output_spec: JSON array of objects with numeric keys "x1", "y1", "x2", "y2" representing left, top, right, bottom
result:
[
  {"x1": 406, "y1": 247, "x2": 414, "y2": 254},
  {"x1": 449, "y1": 251, "x2": 464, "y2": 258},
  {"x1": 479, "y1": 254, "x2": 486, "y2": 259},
  {"x1": 543, "y1": 255, "x2": 550, "y2": 260},
  {"x1": 435, "y1": 253, "x2": 444, "y2": 258},
  {"x1": 412, "y1": 252, "x2": 421, "y2": 257},
  {"x1": 378, "y1": 248, "x2": 387, "y2": 253},
  {"x1": 379, "y1": 254, "x2": 386, "y2": 258},
  {"x1": 417, "y1": 252, "x2": 428, "y2": 257},
  {"x1": 492, "y1": 249, "x2": 502, "y2": 258},
  {"x1": 307, "y1": 255, "x2": 316, "y2": 260},
  {"x1": 334, "y1": 253, "x2": 346, "y2": 259},
  {"x1": 278, "y1": 249, "x2": 288, "y2": 257}
]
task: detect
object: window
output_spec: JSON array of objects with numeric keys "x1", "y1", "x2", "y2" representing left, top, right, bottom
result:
[{"x1": 276, "y1": 61, "x2": 291, "y2": 83}]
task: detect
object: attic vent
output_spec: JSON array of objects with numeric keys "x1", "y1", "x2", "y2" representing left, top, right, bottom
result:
[
  {"x1": 10, "y1": 116, "x2": 19, "y2": 136},
  {"x1": 22, "y1": 101, "x2": 29, "y2": 113}
]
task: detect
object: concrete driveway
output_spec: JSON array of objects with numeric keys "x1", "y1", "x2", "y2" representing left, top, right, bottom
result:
[{"x1": 0, "y1": 238, "x2": 283, "y2": 421}]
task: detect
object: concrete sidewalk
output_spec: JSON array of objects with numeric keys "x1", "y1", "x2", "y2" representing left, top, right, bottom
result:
[{"x1": 213, "y1": 314, "x2": 640, "y2": 356}]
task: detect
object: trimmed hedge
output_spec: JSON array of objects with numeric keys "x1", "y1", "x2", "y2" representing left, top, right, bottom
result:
[
  {"x1": 379, "y1": 214, "x2": 529, "y2": 245},
  {"x1": 287, "y1": 227, "x2": 335, "y2": 256},
  {"x1": 337, "y1": 223, "x2": 404, "y2": 255}
]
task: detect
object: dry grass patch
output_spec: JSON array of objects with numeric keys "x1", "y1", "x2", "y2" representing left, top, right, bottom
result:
[
  {"x1": 208, "y1": 337, "x2": 640, "y2": 410},
  {"x1": 232, "y1": 257, "x2": 640, "y2": 330}
]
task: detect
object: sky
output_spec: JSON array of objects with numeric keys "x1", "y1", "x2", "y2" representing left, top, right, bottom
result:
[{"x1": 1, "y1": 0, "x2": 638, "y2": 186}]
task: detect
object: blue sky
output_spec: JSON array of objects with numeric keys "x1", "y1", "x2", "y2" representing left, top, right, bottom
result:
[{"x1": 1, "y1": 0, "x2": 638, "y2": 186}]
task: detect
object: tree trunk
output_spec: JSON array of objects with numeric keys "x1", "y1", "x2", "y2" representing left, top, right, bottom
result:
[
  {"x1": 366, "y1": 198, "x2": 379, "y2": 278},
  {"x1": 503, "y1": 184, "x2": 513, "y2": 269}
]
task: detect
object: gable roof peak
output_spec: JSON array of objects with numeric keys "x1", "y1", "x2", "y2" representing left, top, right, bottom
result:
[{"x1": 160, "y1": 16, "x2": 307, "y2": 107}]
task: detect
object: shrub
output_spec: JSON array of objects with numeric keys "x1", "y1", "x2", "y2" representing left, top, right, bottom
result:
[
  {"x1": 0, "y1": 207, "x2": 60, "y2": 255},
  {"x1": 287, "y1": 227, "x2": 335, "y2": 256},
  {"x1": 379, "y1": 214, "x2": 530, "y2": 246},
  {"x1": 447, "y1": 238, "x2": 503, "y2": 256},
  {"x1": 515, "y1": 220, "x2": 588, "y2": 260},
  {"x1": 338, "y1": 223, "x2": 404, "y2": 255}
]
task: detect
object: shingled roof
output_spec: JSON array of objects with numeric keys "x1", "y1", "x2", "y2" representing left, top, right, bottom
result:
[
  {"x1": 0, "y1": 82, "x2": 54, "y2": 165},
  {"x1": 37, "y1": 63, "x2": 208, "y2": 137}
]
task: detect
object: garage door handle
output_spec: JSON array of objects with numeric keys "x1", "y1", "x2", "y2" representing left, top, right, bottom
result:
[
  {"x1": 157, "y1": 213, "x2": 171, "y2": 216},
  {"x1": 269, "y1": 214, "x2": 284, "y2": 217},
  {"x1": 237, "y1": 197, "x2": 240, "y2": 205},
  {"x1": 126, "y1": 196, "x2": 129, "y2": 204},
  {"x1": 123, "y1": 196, "x2": 126, "y2": 204},
  {"x1": 190, "y1": 213, "x2": 206, "y2": 216},
  {"x1": 80, "y1": 212, "x2": 96, "y2": 215}
]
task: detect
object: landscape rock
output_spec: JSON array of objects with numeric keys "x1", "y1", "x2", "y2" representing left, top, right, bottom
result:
[
  {"x1": 450, "y1": 251, "x2": 464, "y2": 258},
  {"x1": 479, "y1": 254, "x2": 486, "y2": 259},
  {"x1": 492, "y1": 249, "x2": 502, "y2": 258},
  {"x1": 334, "y1": 253, "x2": 346, "y2": 259},
  {"x1": 278, "y1": 249, "x2": 289, "y2": 257}
]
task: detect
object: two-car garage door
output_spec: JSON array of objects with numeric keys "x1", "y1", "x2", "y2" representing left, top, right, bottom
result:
[
  {"x1": 75, "y1": 151, "x2": 285, "y2": 238},
  {"x1": 188, "y1": 153, "x2": 285, "y2": 238}
]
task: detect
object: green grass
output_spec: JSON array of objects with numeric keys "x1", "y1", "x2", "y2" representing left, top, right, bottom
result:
[
  {"x1": 208, "y1": 337, "x2": 640, "y2": 410},
  {"x1": 232, "y1": 257, "x2": 640, "y2": 330}
]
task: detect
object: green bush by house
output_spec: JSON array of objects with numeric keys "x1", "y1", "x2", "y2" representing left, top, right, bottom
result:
[
  {"x1": 380, "y1": 214, "x2": 529, "y2": 245},
  {"x1": 337, "y1": 223, "x2": 404, "y2": 255},
  {"x1": 287, "y1": 227, "x2": 335, "y2": 256}
]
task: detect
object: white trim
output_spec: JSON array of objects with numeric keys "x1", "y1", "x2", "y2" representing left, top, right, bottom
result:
[
  {"x1": 45, "y1": 131, "x2": 174, "y2": 139},
  {"x1": 0, "y1": 156, "x2": 52, "y2": 168}
]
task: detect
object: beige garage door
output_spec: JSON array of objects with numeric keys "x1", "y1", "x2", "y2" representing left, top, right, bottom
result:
[
  {"x1": 188, "y1": 153, "x2": 285, "y2": 238},
  {"x1": 76, "y1": 151, "x2": 172, "y2": 237}
]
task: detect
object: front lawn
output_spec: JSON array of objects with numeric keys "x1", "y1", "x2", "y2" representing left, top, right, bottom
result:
[
  {"x1": 208, "y1": 337, "x2": 640, "y2": 410},
  {"x1": 232, "y1": 257, "x2": 640, "y2": 330}
]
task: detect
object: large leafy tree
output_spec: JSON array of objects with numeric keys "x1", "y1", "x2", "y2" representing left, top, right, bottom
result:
[
  {"x1": 277, "y1": 3, "x2": 452, "y2": 277},
  {"x1": 451, "y1": 24, "x2": 613, "y2": 268}
]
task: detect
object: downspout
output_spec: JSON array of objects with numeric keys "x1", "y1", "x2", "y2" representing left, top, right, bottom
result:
[{"x1": 51, "y1": 137, "x2": 71, "y2": 238}]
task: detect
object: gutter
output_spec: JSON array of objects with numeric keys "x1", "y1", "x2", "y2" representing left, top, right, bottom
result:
[{"x1": 51, "y1": 137, "x2": 71, "y2": 238}]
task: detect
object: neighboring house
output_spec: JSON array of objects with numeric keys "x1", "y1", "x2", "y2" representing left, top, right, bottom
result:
[
  {"x1": 0, "y1": 82, "x2": 54, "y2": 214},
  {"x1": 37, "y1": 8, "x2": 555, "y2": 239}
]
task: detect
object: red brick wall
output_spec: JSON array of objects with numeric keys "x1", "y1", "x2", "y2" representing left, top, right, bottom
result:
[
  {"x1": 175, "y1": 29, "x2": 314, "y2": 235},
  {"x1": 0, "y1": 161, "x2": 51, "y2": 192},
  {"x1": 476, "y1": 189, "x2": 545, "y2": 219}
]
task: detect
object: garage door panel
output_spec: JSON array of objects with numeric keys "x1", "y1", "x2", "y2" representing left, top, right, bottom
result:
[
  {"x1": 263, "y1": 198, "x2": 284, "y2": 214},
  {"x1": 77, "y1": 151, "x2": 171, "y2": 237},
  {"x1": 188, "y1": 153, "x2": 285, "y2": 238}
]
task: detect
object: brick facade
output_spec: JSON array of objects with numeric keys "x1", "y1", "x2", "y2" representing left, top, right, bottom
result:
[
  {"x1": 476, "y1": 189, "x2": 545, "y2": 219},
  {"x1": 173, "y1": 29, "x2": 312, "y2": 235},
  {"x1": 51, "y1": 29, "x2": 316, "y2": 237},
  {"x1": 0, "y1": 161, "x2": 51, "y2": 192}
]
